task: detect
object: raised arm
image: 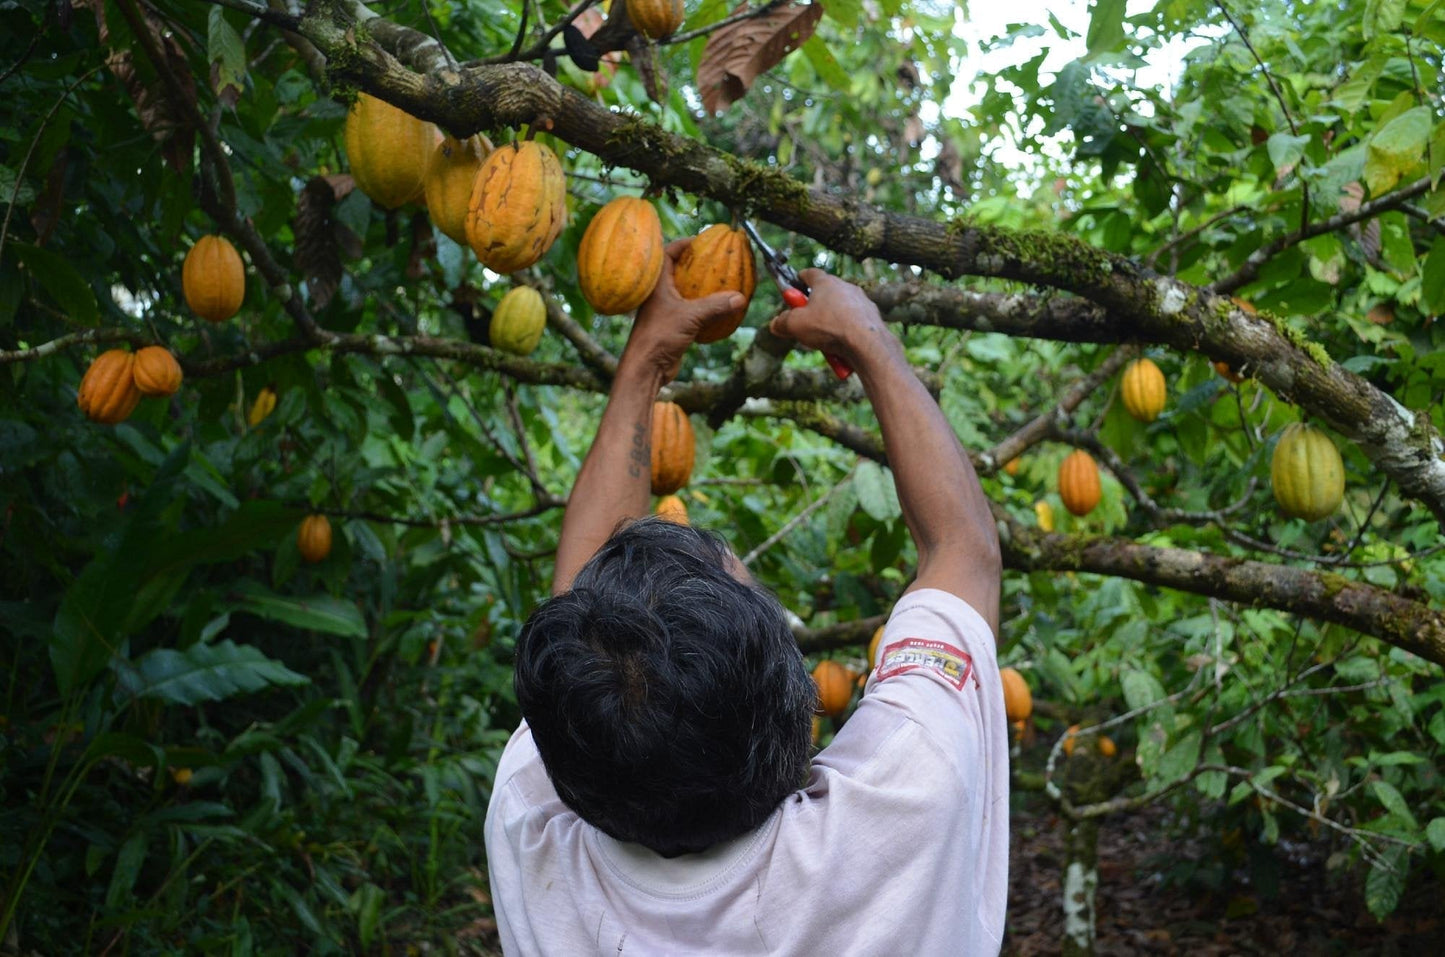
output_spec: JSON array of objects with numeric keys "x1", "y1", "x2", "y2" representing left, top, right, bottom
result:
[
  {"x1": 770, "y1": 272, "x2": 1001, "y2": 635},
  {"x1": 551, "y1": 241, "x2": 745, "y2": 595}
]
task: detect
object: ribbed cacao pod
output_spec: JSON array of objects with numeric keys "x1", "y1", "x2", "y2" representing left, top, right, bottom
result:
[
  {"x1": 1058, "y1": 449, "x2": 1101, "y2": 517},
  {"x1": 132, "y1": 346, "x2": 182, "y2": 398},
  {"x1": 77, "y1": 350, "x2": 142, "y2": 424},
  {"x1": 1035, "y1": 499, "x2": 1055, "y2": 532},
  {"x1": 1271, "y1": 422, "x2": 1344, "y2": 521},
  {"x1": 577, "y1": 196, "x2": 664, "y2": 315},
  {"x1": 248, "y1": 385, "x2": 277, "y2": 427},
  {"x1": 1000, "y1": 667, "x2": 1032, "y2": 721},
  {"x1": 344, "y1": 93, "x2": 436, "y2": 209},
  {"x1": 490, "y1": 286, "x2": 547, "y2": 355},
  {"x1": 297, "y1": 514, "x2": 333, "y2": 563},
  {"x1": 627, "y1": 0, "x2": 685, "y2": 38},
  {"x1": 655, "y1": 494, "x2": 689, "y2": 524},
  {"x1": 650, "y1": 401, "x2": 695, "y2": 495},
  {"x1": 466, "y1": 141, "x2": 567, "y2": 273},
  {"x1": 673, "y1": 223, "x2": 756, "y2": 343},
  {"x1": 812, "y1": 660, "x2": 855, "y2": 718},
  {"x1": 424, "y1": 133, "x2": 491, "y2": 244},
  {"x1": 183, "y1": 235, "x2": 245, "y2": 323},
  {"x1": 1120, "y1": 357, "x2": 1166, "y2": 422}
]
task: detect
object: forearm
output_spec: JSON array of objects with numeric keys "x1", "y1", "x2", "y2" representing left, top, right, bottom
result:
[{"x1": 552, "y1": 358, "x2": 665, "y2": 594}]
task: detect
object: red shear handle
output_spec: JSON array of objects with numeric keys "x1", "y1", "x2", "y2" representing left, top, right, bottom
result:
[{"x1": 780, "y1": 287, "x2": 854, "y2": 379}]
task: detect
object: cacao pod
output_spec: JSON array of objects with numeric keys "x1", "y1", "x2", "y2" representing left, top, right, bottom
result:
[
  {"x1": 1120, "y1": 357, "x2": 1166, "y2": 422},
  {"x1": 1034, "y1": 499, "x2": 1055, "y2": 532},
  {"x1": 77, "y1": 350, "x2": 142, "y2": 424},
  {"x1": 1271, "y1": 422, "x2": 1344, "y2": 521},
  {"x1": 1061, "y1": 723, "x2": 1081, "y2": 758},
  {"x1": 1000, "y1": 666, "x2": 1032, "y2": 721},
  {"x1": 490, "y1": 286, "x2": 547, "y2": 356},
  {"x1": 1058, "y1": 450, "x2": 1101, "y2": 517},
  {"x1": 673, "y1": 223, "x2": 756, "y2": 342},
  {"x1": 183, "y1": 235, "x2": 245, "y2": 323},
  {"x1": 655, "y1": 494, "x2": 689, "y2": 524},
  {"x1": 627, "y1": 0, "x2": 684, "y2": 39},
  {"x1": 1214, "y1": 361, "x2": 1245, "y2": 383},
  {"x1": 867, "y1": 624, "x2": 884, "y2": 667},
  {"x1": 650, "y1": 401, "x2": 695, "y2": 495},
  {"x1": 812, "y1": 660, "x2": 855, "y2": 718},
  {"x1": 132, "y1": 346, "x2": 183, "y2": 397},
  {"x1": 577, "y1": 196, "x2": 664, "y2": 315},
  {"x1": 248, "y1": 385, "x2": 277, "y2": 427},
  {"x1": 466, "y1": 141, "x2": 567, "y2": 273},
  {"x1": 1098, "y1": 736, "x2": 1117, "y2": 758},
  {"x1": 811, "y1": 714, "x2": 823, "y2": 746},
  {"x1": 1002, "y1": 458, "x2": 1021, "y2": 477},
  {"x1": 344, "y1": 92, "x2": 435, "y2": 209},
  {"x1": 297, "y1": 514, "x2": 333, "y2": 563},
  {"x1": 424, "y1": 133, "x2": 491, "y2": 244}
]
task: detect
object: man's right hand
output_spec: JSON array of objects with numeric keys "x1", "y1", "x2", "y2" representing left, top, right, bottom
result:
[{"x1": 766, "y1": 270, "x2": 899, "y2": 369}]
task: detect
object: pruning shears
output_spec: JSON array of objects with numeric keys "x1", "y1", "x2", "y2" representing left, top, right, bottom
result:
[{"x1": 739, "y1": 219, "x2": 853, "y2": 380}]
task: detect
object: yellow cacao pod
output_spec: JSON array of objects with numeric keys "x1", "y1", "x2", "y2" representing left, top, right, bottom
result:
[
  {"x1": 344, "y1": 92, "x2": 435, "y2": 209},
  {"x1": 183, "y1": 235, "x2": 245, "y2": 323},
  {"x1": 627, "y1": 0, "x2": 685, "y2": 38},
  {"x1": 1035, "y1": 499, "x2": 1055, "y2": 532},
  {"x1": 867, "y1": 624, "x2": 884, "y2": 667},
  {"x1": 248, "y1": 385, "x2": 277, "y2": 427},
  {"x1": 674, "y1": 223, "x2": 756, "y2": 343},
  {"x1": 1120, "y1": 357, "x2": 1166, "y2": 422},
  {"x1": 812, "y1": 660, "x2": 855, "y2": 718},
  {"x1": 1058, "y1": 450, "x2": 1101, "y2": 517},
  {"x1": 466, "y1": 141, "x2": 567, "y2": 273},
  {"x1": 490, "y1": 286, "x2": 547, "y2": 356},
  {"x1": 655, "y1": 494, "x2": 689, "y2": 524},
  {"x1": 1000, "y1": 667, "x2": 1032, "y2": 722},
  {"x1": 77, "y1": 350, "x2": 142, "y2": 424},
  {"x1": 577, "y1": 196, "x2": 664, "y2": 315},
  {"x1": 1271, "y1": 422, "x2": 1344, "y2": 521},
  {"x1": 650, "y1": 401, "x2": 695, "y2": 495},
  {"x1": 297, "y1": 514, "x2": 333, "y2": 563},
  {"x1": 424, "y1": 133, "x2": 491, "y2": 244},
  {"x1": 132, "y1": 346, "x2": 182, "y2": 397}
]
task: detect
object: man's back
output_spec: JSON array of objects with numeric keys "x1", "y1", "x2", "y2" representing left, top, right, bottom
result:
[{"x1": 485, "y1": 588, "x2": 1008, "y2": 955}]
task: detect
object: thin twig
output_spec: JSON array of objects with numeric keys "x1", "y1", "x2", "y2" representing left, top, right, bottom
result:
[{"x1": 741, "y1": 467, "x2": 853, "y2": 567}]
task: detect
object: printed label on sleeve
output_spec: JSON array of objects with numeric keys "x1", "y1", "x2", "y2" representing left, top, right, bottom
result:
[{"x1": 876, "y1": 638, "x2": 976, "y2": 691}]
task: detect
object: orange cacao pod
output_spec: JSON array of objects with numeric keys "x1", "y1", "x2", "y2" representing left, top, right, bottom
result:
[
  {"x1": 297, "y1": 514, "x2": 333, "y2": 563},
  {"x1": 424, "y1": 133, "x2": 491, "y2": 244},
  {"x1": 77, "y1": 350, "x2": 142, "y2": 424},
  {"x1": 1058, "y1": 449, "x2": 1101, "y2": 517},
  {"x1": 466, "y1": 141, "x2": 567, "y2": 273},
  {"x1": 1120, "y1": 357, "x2": 1166, "y2": 422},
  {"x1": 132, "y1": 346, "x2": 182, "y2": 397},
  {"x1": 812, "y1": 660, "x2": 856, "y2": 718},
  {"x1": 627, "y1": 0, "x2": 685, "y2": 38},
  {"x1": 1062, "y1": 723, "x2": 1081, "y2": 758},
  {"x1": 577, "y1": 196, "x2": 664, "y2": 315},
  {"x1": 650, "y1": 401, "x2": 695, "y2": 495},
  {"x1": 655, "y1": 494, "x2": 689, "y2": 524},
  {"x1": 1214, "y1": 360, "x2": 1244, "y2": 383},
  {"x1": 1000, "y1": 667, "x2": 1032, "y2": 721},
  {"x1": 1002, "y1": 457, "x2": 1021, "y2": 477},
  {"x1": 1098, "y1": 736, "x2": 1117, "y2": 758},
  {"x1": 674, "y1": 223, "x2": 756, "y2": 343},
  {"x1": 183, "y1": 235, "x2": 245, "y2": 323},
  {"x1": 344, "y1": 92, "x2": 435, "y2": 209}
]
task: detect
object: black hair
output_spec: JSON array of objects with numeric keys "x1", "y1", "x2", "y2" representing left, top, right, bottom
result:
[{"x1": 514, "y1": 517, "x2": 814, "y2": 857}]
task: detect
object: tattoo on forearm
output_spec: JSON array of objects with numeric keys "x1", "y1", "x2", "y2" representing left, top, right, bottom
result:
[{"x1": 629, "y1": 419, "x2": 647, "y2": 479}]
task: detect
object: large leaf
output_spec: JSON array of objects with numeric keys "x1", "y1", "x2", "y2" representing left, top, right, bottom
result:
[
  {"x1": 207, "y1": 6, "x2": 246, "y2": 107},
  {"x1": 114, "y1": 639, "x2": 309, "y2": 705},
  {"x1": 1085, "y1": 0, "x2": 1126, "y2": 56},
  {"x1": 223, "y1": 580, "x2": 368, "y2": 637},
  {"x1": 1364, "y1": 107, "x2": 1431, "y2": 194}
]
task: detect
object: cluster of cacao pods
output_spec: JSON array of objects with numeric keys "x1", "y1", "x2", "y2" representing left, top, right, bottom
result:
[{"x1": 77, "y1": 346, "x2": 183, "y2": 425}]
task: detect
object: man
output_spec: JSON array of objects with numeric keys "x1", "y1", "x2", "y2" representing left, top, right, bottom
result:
[{"x1": 484, "y1": 238, "x2": 1008, "y2": 954}]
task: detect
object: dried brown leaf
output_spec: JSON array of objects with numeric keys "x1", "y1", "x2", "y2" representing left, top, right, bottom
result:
[
  {"x1": 90, "y1": 0, "x2": 197, "y2": 174},
  {"x1": 697, "y1": 3, "x2": 824, "y2": 115},
  {"x1": 296, "y1": 176, "x2": 342, "y2": 309},
  {"x1": 626, "y1": 34, "x2": 667, "y2": 104}
]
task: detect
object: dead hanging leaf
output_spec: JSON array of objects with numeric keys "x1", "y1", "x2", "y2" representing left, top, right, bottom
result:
[
  {"x1": 88, "y1": 0, "x2": 197, "y2": 174},
  {"x1": 627, "y1": 34, "x2": 667, "y2": 103},
  {"x1": 296, "y1": 176, "x2": 343, "y2": 309},
  {"x1": 407, "y1": 211, "x2": 436, "y2": 280},
  {"x1": 697, "y1": 3, "x2": 825, "y2": 115}
]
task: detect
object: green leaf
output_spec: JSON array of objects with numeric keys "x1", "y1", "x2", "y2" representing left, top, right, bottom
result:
[
  {"x1": 11, "y1": 241, "x2": 99, "y2": 325},
  {"x1": 1085, "y1": 0, "x2": 1126, "y2": 56},
  {"x1": 113, "y1": 639, "x2": 309, "y2": 706},
  {"x1": 349, "y1": 882, "x2": 385, "y2": 949},
  {"x1": 1420, "y1": 236, "x2": 1445, "y2": 315},
  {"x1": 207, "y1": 7, "x2": 247, "y2": 102},
  {"x1": 1121, "y1": 669, "x2": 1165, "y2": 710},
  {"x1": 1156, "y1": 730, "x2": 1201, "y2": 784},
  {"x1": 1370, "y1": 779, "x2": 1418, "y2": 828},
  {"x1": 1426, "y1": 817, "x2": 1445, "y2": 852},
  {"x1": 1364, "y1": 846, "x2": 1408, "y2": 919},
  {"x1": 224, "y1": 580, "x2": 367, "y2": 637},
  {"x1": 1363, "y1": 0, "x2": 1407, "y2": 38},
  {"x1": 801, "y1": 36, "x2": 850, "y2": 93},
  {"x1": 853, "y1": 461, "x2": 900, "y2": 521},
  {"x1": 104, "y1": 832, "x2": 148, "y2": 910},
  {"x1": 822, "y1": 0, "x2": 862, "y2": 29},
  {"x1": 1266, "y1": 132, "x2": 1310, "y2": 172},
  {"x1": 0, "y1": 164, "x2": 37, "y2": 206},
  {"x1": 1364, "y1": 107, "x2": 1431, "y2": 195}
]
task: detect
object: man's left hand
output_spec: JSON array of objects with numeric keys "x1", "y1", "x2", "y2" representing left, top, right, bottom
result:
[{"x1": 624, "y1": 239, "x2": 746, "y2": 383}]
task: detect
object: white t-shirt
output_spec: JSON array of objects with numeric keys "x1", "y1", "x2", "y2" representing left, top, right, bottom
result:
[{"x1": 484, "y1": 588, "x2": 1009, "y2": 955}]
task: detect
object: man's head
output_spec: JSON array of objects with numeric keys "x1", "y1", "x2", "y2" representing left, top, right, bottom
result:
[{"x1": 514, "y1": 517, "x2": 814, "y2": 857}]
